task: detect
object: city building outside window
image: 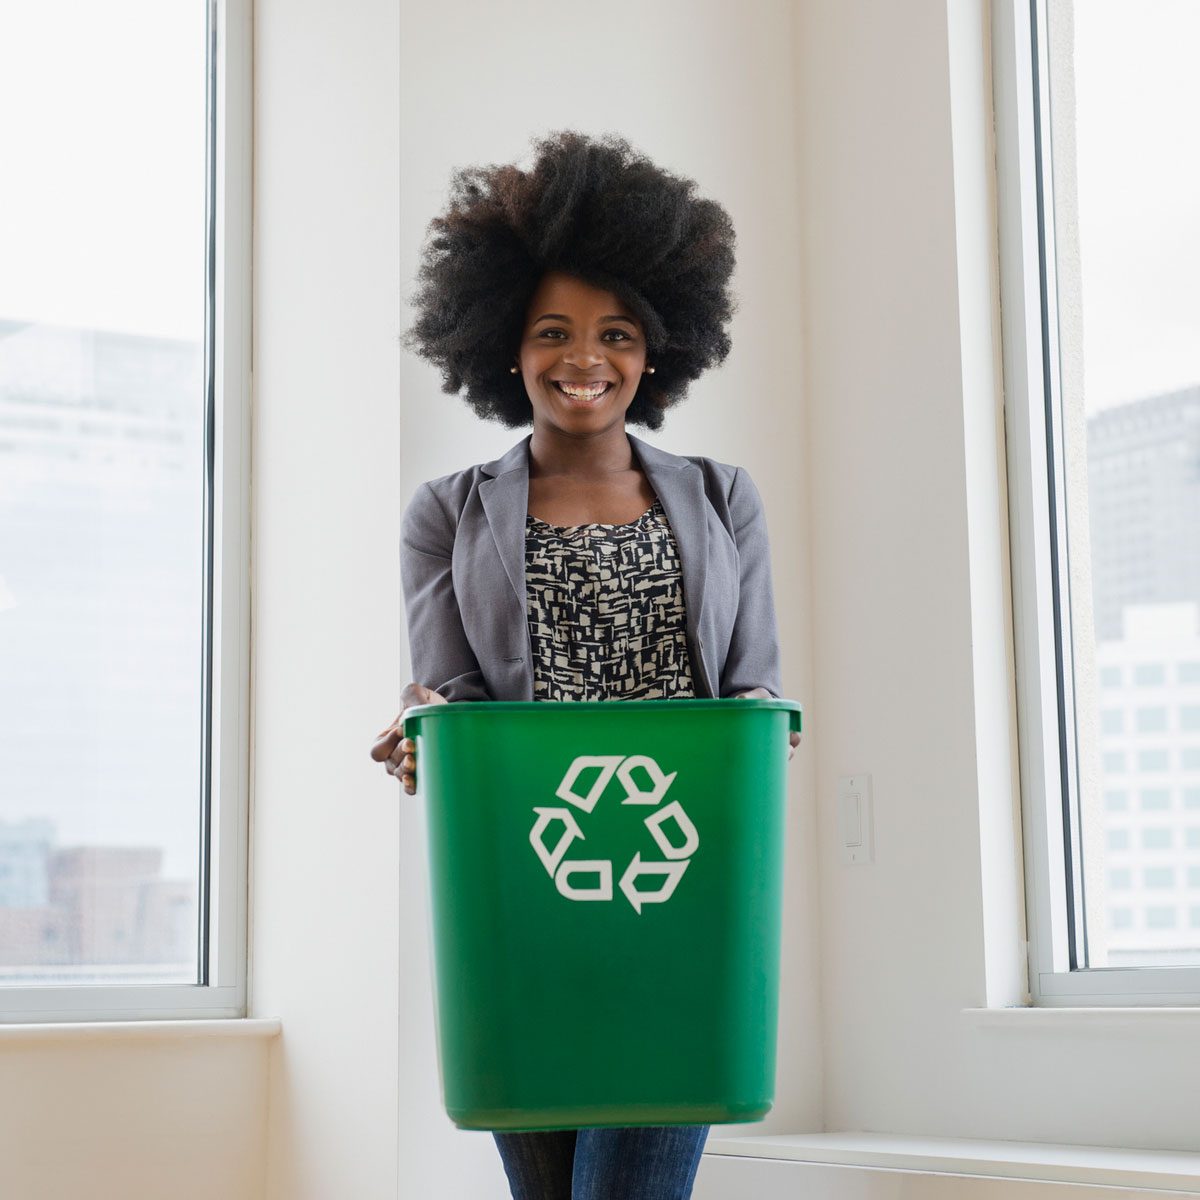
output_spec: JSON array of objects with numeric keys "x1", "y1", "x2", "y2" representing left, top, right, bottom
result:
[
  {"x1": 0, "y1": 0, "x2": 251, "y2": 1021},
  {"x1": 995, "y1": 0, "x2": 1200, "y2": 1003}
]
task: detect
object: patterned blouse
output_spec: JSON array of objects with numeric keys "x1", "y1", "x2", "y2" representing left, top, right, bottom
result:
[{"x1": 524, "y1": 497, "x2": 696, "y2": 702}]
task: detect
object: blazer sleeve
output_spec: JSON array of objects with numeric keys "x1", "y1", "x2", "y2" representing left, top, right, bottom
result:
[
  {"x1": 719, "y1": 466, "x2": 785, "y2": 699},
  {"x1": 399, "y1": 481, "x2": 492, "y2": 702}
]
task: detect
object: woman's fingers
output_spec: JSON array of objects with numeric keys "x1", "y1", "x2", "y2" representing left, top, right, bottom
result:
[
  {"x1": 388, "y1": 738, "x2": 415, "y2": 768},
  {"x1": 397, "y1": 738, "x2": 416, "y2": 793},
  {"x1": 389, "y1": 738, "x2": 417, "y2": 792},
  {"x1": 369, "y1": 719, "x2": 402, "y2": 762},
  {"x1": 373, "y1": 686, "x2": 441, "y2": 793}
]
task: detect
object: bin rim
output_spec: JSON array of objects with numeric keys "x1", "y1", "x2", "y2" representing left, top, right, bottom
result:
[{"x1": 402, "y1": 696, "x2": 802, "y2": 736}]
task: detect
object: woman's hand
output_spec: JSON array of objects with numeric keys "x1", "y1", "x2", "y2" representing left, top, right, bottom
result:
[
  {"x1": 731, "y1": 686, "x2": 802, "y2": 761},
  {"x1": 369, "y1": 682, "x2": 447, "y2": 795}
]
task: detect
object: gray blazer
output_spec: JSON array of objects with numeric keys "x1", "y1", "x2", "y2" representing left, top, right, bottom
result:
[{"x1": 399, "y1": 431, "x2": 783, "y2": 702}]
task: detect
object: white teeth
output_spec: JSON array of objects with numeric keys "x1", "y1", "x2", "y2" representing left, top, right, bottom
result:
[{"x1": 555, "y1": 382, "x2": 610, "y2": 398}]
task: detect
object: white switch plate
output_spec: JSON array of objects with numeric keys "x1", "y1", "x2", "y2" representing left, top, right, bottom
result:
[{"x1": 837, "y1": 773, "x2": 874, "y2": 865}]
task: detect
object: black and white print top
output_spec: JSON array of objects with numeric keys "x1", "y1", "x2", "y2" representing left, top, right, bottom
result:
[{"x1": 524, "y1": 497, "x2": 696, "y2": 702}]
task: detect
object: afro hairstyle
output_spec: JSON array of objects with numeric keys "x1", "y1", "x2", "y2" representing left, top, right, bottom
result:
[{"x1": 400, "y1": 129, "x2": 739, "y2": 431}]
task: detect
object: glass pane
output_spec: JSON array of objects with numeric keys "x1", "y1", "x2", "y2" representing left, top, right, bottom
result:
[
  {"x1": 1045, "y1": 0, "x2": 1200, "y2": 967},
  {"x1": 0, "y1": 2, "x2": 206, "y2": 985}
]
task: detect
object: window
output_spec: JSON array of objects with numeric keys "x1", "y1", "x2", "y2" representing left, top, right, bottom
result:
[
  {"x1": 995, "y1": 0, "x2": 1200, "y2": 1000},
  {"x1": 1146, "y1": 907, "x2": 1177, "y2": 930},
  {"x1": 1102, "y1": 789, "x2": 1128, "y2": 812},
  {"x1": 0, "y1": 0, "x2": 251, "y2": 1021},
  {"x1": 1137, "y1": 749, "x2": 1169, "y2": 772},
  {"x1": 1139, "y1": 789, "x2": 1170, "y2": 812},
  {"x1": 1135, "y1": 708, "x2": 1168, "y2": 735}
]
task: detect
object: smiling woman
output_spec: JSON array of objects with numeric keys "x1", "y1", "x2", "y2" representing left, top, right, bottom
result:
[
  {"x1": 400, "y1": 128, "x2": 738, "y2": 431},
  {"x1": 380, "y1": 129, "x2": 797, "y2": 1200}
]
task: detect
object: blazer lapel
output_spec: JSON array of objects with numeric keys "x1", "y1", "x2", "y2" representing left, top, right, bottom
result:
[
  {"x1": 477, "y1": 431, "x2": 712, "y2": 695},
  {"x1": 478, "y1": 434, "x2": 532, "y2": 612}
]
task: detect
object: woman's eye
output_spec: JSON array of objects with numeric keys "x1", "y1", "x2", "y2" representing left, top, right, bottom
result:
[{"x1": 538, "y1": 329, "x2": 631, "y2": 342}]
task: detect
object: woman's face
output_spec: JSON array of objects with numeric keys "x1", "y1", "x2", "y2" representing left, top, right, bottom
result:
[{"x1": 516, "y1": 270, "x2": 648, "y2": 434}]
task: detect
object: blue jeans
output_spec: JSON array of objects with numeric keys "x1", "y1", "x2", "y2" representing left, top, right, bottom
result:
[{"x1": 492, "y1": 1125, "x2": 709, "y2": 1200}]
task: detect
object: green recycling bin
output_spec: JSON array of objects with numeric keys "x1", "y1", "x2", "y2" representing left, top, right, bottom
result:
[{"x1": 402, "y1": 696, "x2": 802, "y2": 1132}]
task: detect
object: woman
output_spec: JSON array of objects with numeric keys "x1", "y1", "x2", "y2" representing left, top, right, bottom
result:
[{"x1": 371, "y1": 130, "x2": 799, "y2": 1200}]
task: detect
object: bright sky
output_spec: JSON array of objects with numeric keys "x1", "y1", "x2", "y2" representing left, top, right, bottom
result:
[
  {"x1": 1072, "y1": 0, "x2": 1200, "y2": 411},
  {"x1": 0, "y1": 1, "x2": 205, "y2": 342}
]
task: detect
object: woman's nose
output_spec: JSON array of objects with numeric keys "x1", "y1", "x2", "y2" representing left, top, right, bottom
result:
[{"x1": 562, "y1": 341, "x2": 605, "y2": 367}]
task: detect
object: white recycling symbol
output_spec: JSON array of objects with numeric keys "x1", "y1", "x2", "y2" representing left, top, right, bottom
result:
[{"x1": 528, "y1": 754, "x2": 700, "y2": 914}]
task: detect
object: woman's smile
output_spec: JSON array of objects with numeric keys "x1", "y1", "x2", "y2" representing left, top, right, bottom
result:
[{"x1": 551, "y1": 379, "x2": 615, "y2": 406}]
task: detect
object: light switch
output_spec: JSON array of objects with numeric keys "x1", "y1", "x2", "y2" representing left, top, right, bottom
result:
[
  {"x1": 837, "y1": 774, "x2": 873, "y2": 865},
  {"x1": 841, "y1": 794, "x2": 862, "y2": 845}
]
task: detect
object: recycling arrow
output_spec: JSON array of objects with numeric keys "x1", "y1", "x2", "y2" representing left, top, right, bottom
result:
[
  {"x1": 618, "y1": 854, "x2": 690, "y2": 915},
  {"x1": 529, "y1": 806, "x2": 583, "y2": 877},
  {"x1": 555, "y1": 755, "x2": 624, "y2": 813},
  {"x1": 645, "y1": 799, "x2": 699, "y2": 860},
  {"x1": 616, "y1": 755, "x2": 677, "y2": 805}
]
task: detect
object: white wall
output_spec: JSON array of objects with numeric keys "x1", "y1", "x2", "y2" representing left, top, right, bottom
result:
[
  {"x1": 795, "y1": 0, "x2": 1200, "y2": 1152},
  {"x1": 251, "y1": 0, "x2": 402, "y2": 1196}
]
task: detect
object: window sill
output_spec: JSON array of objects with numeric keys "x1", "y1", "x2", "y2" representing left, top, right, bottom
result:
[
  {"x1": 961, "y1": 1005, "x2": 1200, "y2": 1029},
  {"x1": 0, "y1": 1017, "x2": 281, "y2": 1043},
  {"x1": 703, "y1": 1132, "x2": 1200, "y2": 1192}
]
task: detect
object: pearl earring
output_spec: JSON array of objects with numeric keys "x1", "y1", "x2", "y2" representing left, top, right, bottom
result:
[{"x1": 510, "y1": 366, "x2": 519, "y2": 373}]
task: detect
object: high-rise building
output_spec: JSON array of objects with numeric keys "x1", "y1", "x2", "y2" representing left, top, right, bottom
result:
[
  {"x1": 1086, "y1": 385, "x2": 1200, "y2": 642},
  {"x1": 1094, "y1": 603, "x2": 1200, "y2": 962},
  {"x1": 0, "y1": 320, "x2": 202, "y2": 981},
  {"x1": 1086, "y1": 385, "x2": 1200, "y2": 963}
]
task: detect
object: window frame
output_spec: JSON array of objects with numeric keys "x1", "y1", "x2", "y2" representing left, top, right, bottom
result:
[
  {"x1": 0, "y1": 0, "x2": 253, "y2": 1023},
  {"x1": 993, "y1": 0, "x2": 1200, "y2": 1005}
]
